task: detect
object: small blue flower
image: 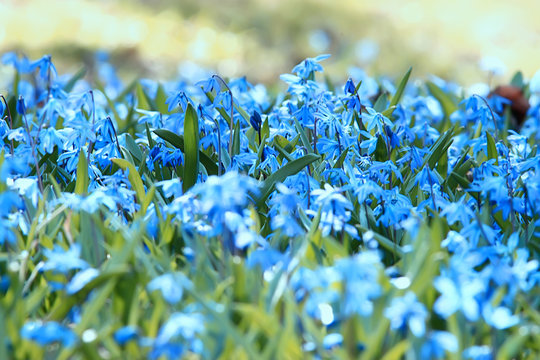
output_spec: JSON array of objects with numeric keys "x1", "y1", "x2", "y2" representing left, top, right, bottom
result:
[
  {"x1": 344, "y1": 78, "x2": 356, "y2": 95},
  {"x1": 433, "y1": 272, "x2": 485, "y2": 321},
  {"x1": 195, "y1": 76, "x2": 221, "y2": 93},
  {"x1": 421, "y1": 331, "x2": 458, "y2": 359},
  {"x1": 292, "y1": 54, "x2": 330, "y2": 79},
  {"x1": 66, "y1": 268, "x2": 99, "y2": 295},
  {"x1": 151, "y1": 312, "x2": 205, "y2": 359},
  {"x1": 147, "y1": 273, "x2": 190, "y2": 304},
  {"x1": 249, "y1": 110, "x2": 262, "y2": 132},
  {"x1": 16, "y1": 96, "x2": 27, "y2": 115},
  {"x1": 384, "y1": 291, "x2": 428, "y2": 337},
  {"x1": 323, "y1": 333, "x2": 343, "y2": 350},
  {"x1": 114, "y1": 326, "x2": 139, "y2": 346},
  {"x1": 481, "y1": 304, "x2": 519, "y2": 330},
  {"x1": 363, "y1": 107, "x2": 393, "y2": 134},
  {"x1": 41, "y1": 244, "x2": 89, "y2": 275},
  {"x1": 463, "y1": 345, "x2": 493, "y2": 360},
  {"x1": 21, "y1": 321, "x2": 77, "y2": 347}
]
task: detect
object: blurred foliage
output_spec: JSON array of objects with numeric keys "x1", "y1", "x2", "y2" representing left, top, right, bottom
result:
[{"x1": 1, "y1": 0, "x2": 540, "y2": 86}]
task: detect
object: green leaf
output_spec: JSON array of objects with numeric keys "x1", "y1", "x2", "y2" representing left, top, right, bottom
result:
[
  {"x1": 125, "y1": 133, "x2": 142, "y2": 163},
  {"x1": 510, "y1": 71, "x2": 524, "y2": 88},
  {"x1": 496, "y1": 329, "x2": 531, "y2": 360},
  {"x1": 381, "y1": 105, "x2": 397, "y2": 119},
  {"x1": 146, "y1": 123, "x2": 155, "y2": 148},
  {"x1": 381, "y1": 340, "x2": 410, "y2": 360},
  {"x1": 374, "y1": 135, "x2": 388, "y2": 162},
  {"x1": 136, "y1": 83, "x2": 153, "y2": 111},
  {"x1": 389, "y1": 66, "x2": 412, "y2": 108},
  {"x1": 74, "y1": 149, "x2": 88, "y2": 195},
  {"x1": 373, "y1": 93, "x2": 389, "y2": 113},
  {"x1": 257, "y1": 154, "x2": 320, "y2": 206},
  {"x1": 232, "y1": 120, "x2": 241, "y2": 157},
  {"x1": 155, "y1": 84, "x2": 169, "y2": 113},
  {"x1": 425, "y1": 125, "x2": 456, "y2": 169},
  {"x1": 153, "y1": 129, "x2": 218, "y2": 176},
  {"x1": 486, "y1": 131, "x2": 498, "y2": 165},
  {"x1": 426, "y1": 81, "x2": 458, "y2": 119},
  {"x1": 333, "y1": 148, "x2": 349, "y2": 169},
  {"x1": 293, "y1": 116, "x2": 314, "y2": 153},
  {"x1": 183, "y1": 103, "x2": 200, "y2": 192},
  {"x1": 111, "y1": 158, "x2": 146, "y2": 203}
]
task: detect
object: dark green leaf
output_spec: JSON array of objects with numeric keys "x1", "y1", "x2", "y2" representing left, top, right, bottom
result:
[
  {"x1": 74, "y1": 149, "x2": 88, "y2": 195},
  {"x1": 183, "y1": 103, "x2": 200, "y2": 192},
  {"x1": 154, "y1": 129, "x2": 218, "y2": 175},
  {"x1": 389, "y1": 67, "x2": 412, "y2": 108}
]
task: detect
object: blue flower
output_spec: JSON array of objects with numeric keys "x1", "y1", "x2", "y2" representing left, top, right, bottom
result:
[
  {"x1": 415, "y1": 165, "x2": 440, "y2": 190},
  {"x1": 440, "y1": 197, "x2": 475, "y2": 226},
  {"x1": 249, "y1": 110, "x2": 262, "y2": 132},
  {"x1": 16, "y1": 96, "x2": 27, "y2": 115},
  {"x1": 150, "y1": 312, "x2": 204, "y2": 359},
  {"x1": 195, "y1": 76, "x2": 221, "y2": 93},
  {"x1": 165, "y1": 91, "x2": 190, "y2": 112},
  {"x1": 334, "y1": 251, "x2": 382, "y2": 316},
  {"x1": 462, "y1": 345, "x2": 493, "y2": 360},
  {"x1": 114, "y1": 326, "x2": 139, "y2": 346},
  {"x1": 323, "y1": 333, "x2": 343, "y2": 350},
  {"x1": 31, "y1": 54, "x2": 57, "y2": 81},
  {"x1": 293, "y1": 104, "x2": 315, "y2": 127},
  {"x1": 21, "y1": 321, "x2": 77, "y2": 347},
  {"x1": 147, "y1": 273, "x2": 190, "y2": 304},
  {"x1": 420, "y1": 331, "x2": 458, "y2": 359},
  {"x1": 2, "y1": 52, "x2": 33, "y2": 73},
  {"x1": 384, "y1": 125, "x2": 401, "y2": 149},
  {"x1": 292, "y1": 54, "x2": 330, "y2": 79},
  {"x1": 384, "y1": 291, "x2": 428, "y2": 337},
  {"x1": 66, "y1": 268, "x2": 100, "y2": 295},
  {"x1": 363, "y1": 107, "x2": 393, "y2": 135},
  {"x1": 246, "y1": 248, "x2": 289, "y2": 271},
  {"x1": 41, "y1": 244, "x2": 89, "y2": 275},
  {"x1": 481, "y1": 304, "x2": 519, "y2": 330},
  {"x1": 311, "y1": 183, "x2": 357, "y2": 237},
  {"x1": 344, "y1": 78, "x2": 356, "y2": 95},
  {"x1": 433, "y1": 271, "x2": 485, "y2": 321}
]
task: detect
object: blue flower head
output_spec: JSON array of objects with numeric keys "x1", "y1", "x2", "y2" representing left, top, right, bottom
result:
[
  {"x1": 344, "y1": 78, "x2": 356, "y2": 95},
  {"x1": 292, "y1": 54, "x2": 330, "y2": 79},
  {"x1": 21, "y1": 321, "x2": 77, "y2": 347},
  {"x1": 384, "y1": 291, "x2": 428, "y2": 337},
  {"x1": 41, "y1": 244, "x2": 89, "y2": 275}
]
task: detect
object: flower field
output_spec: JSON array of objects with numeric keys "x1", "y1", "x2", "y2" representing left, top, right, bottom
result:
[{"x1": 0, "y1": 53, "x2": 539, "y2": 359}]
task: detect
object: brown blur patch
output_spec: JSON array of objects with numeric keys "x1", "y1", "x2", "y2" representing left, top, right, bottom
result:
[{"x1": 490, "y1": 85, "x2": 530, "y2": 128}]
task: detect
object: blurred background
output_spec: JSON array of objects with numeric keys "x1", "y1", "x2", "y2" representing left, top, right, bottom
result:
[{"x1": 1, "y1": 0, "x2": 539, "y2": 87}]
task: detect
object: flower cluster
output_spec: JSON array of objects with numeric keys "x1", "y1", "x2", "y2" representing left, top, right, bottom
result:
[{"x1": 0, "y1": 52, "x2": 538, "y2": 359}]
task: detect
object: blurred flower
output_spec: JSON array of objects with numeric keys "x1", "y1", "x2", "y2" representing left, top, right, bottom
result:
[
  {"x1": 147, "y1": 273, "x2": 190, "y2": 305},
  {"x1": 114, "y1": 326, "x2": 139, "y2": 346},
  {"x1": 41, "y1": 244, "x2": 89, "y2": 275},
  {"x1": 479, "y1": 56, "x2": 506, "y2": 76},
  {"x1": 420, "y1": 331, "x2": 458, "y2": 359},
  {"x1": 323, "y1": 333, "x2": 343, "y2": 350},
  {"x1": 384, "y1": 291, "x2": 428, "y2": 337},
  {"x1": 433, "y1": 271, "x2": 485, "y2": 321},
  {"x1": 21, "y1": 321, "x2": 77, "y2": 347},
  {"x1": 150, "y1": 312, "x2": 204, "y2": 360},
  {"x1": 481, "y1": 304, "x2": 519, "y2": 330},
  {"x1": 66, "y1": 268, "x2": 99, "y2": 295},
  {"x1": 463, "y1": 345, "x2": 493, "y2": 360}
]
